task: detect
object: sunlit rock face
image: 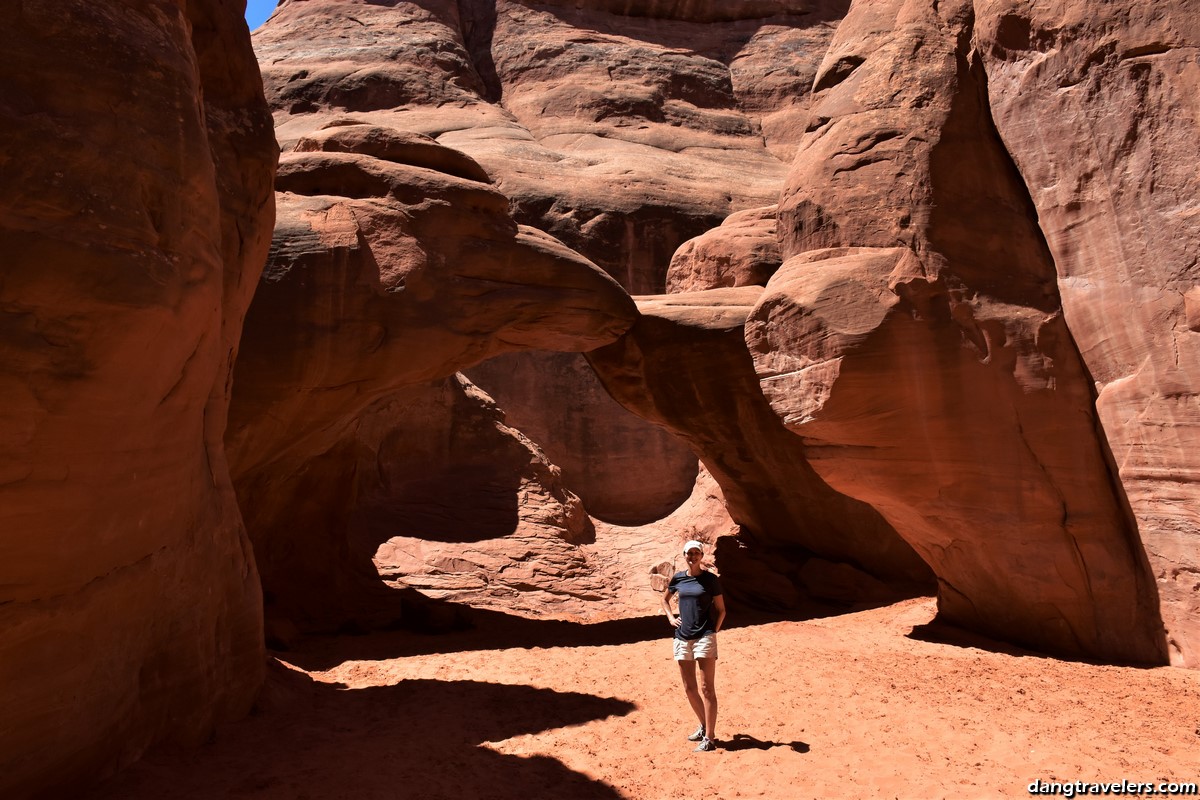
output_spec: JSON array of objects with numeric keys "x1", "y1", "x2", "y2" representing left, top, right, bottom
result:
[
  {"x1": 973, "y1": 0, "x2": 1200, "y2": 667},
  {"x1": 0, "y1": 1, "x2": 277, "y2": 795},
  {"x1": 747, "y1": 0, "x2": 1166, "y2": 664},
  {"x1": 666, "y1": 205, "x2": 783, "y2": 293},
  {"x1": 255, "y1": 0, "x2": 845, "y2": 290},
  {"x1": 225, "y1": 122, "x2": 636, "y2": 631}
]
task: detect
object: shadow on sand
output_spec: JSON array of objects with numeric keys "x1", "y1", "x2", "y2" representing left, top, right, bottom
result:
[
  {"x1": 88, "y1": 669, "x2": 634, "y2": 800},
  {"x1": 906, "y1": 618, "x2": 1040, "y2": 657},
  {"x1": 906, "y1": 617, "x2": 1165, "y2": 667},
  {"x1": 723, "y1": 733, "x2": 810, "y2": 754},
  {"x1": 286, "y1": 609, "x2": 671, "y2": 671},
  {"x1": 285, "y1": 597, "x2": 879, "y2": 671}
]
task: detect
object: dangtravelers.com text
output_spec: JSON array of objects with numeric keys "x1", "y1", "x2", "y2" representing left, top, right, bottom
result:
[{"x1": 1029, "y1": 779, "x2": 1199, "y2": 797}]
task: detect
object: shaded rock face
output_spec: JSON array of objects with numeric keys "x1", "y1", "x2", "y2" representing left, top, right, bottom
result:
[
  {"x1": 747, "y1": 0, "x2": 1165, "y2": 663},
  {"x1": 467, "y1": 351, "x2": 699, "y2": 525},
  {"x1": 588, "y1": 288, "x2": 933, "y2": 608},
  {"x1": 237, "y1": 373, "x2": 610, "y2": 635},
  {"x1": 354, "y1": 374, "x2": 611, "y2": 617},
  {"x1": 0, "y1": 1, "x2": 276, "y2": 796},
  {"x1": 226, "y1": 121, "x2": 635, "y2": 629},
  {"x1": 974, "y1": 1, "x2": 1200, "y2": 665}
]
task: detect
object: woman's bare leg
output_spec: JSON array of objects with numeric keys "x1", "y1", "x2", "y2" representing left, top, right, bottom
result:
[
  {"x1": 697, "y1": 657, "x2": 718, "y2": 739},
  {"x1": 677, "y1": 660, "x2": 706, "y2": 727}
]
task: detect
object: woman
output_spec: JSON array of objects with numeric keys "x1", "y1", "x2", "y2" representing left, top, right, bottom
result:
[{"x1": 660, "y1": 539, "x2": 726, "y2": 752}]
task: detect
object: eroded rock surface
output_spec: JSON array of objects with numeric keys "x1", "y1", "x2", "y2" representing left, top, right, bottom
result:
[
  {"x1": 247, "y1": 0, "x2": 1198, "y2": 668},
  {"x1": 588, "y1": 288, "x2": 933, "y2": 608},
  {"x1": 747, "y1": 0, "x2": 1164, "y2": 663},
  {"x1": 256, "y1": 0, "x2": 843, "y2": 290},
  {"x1": 0, "y1": 1, "x2": 276, "y2": 795},
  {"x1": 226, "y1": 122, "x2": 635, "y2": 630},
  {"x1": 357, "y1": 374, "x2": 610, "y2": 617},
  {"x1": 974, "y1": 0, "x2": 1200, "y2": 666},
  {"x1": 467, "y1": 351, "x2": 699, "y2": 525},
  {"x1": 665, "y1": 205, "x2": 782, "y2": 292}
]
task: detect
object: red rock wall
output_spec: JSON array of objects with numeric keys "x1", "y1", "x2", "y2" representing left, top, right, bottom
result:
[
  {"x1": 0, "y1": 1, "x2": 276, "y2": 795},
  {"x1": 747, "y1": 0, "x2": 1165, "y2": 663},
  {"x1": 251, "y1": 1, "x2": 844, "y2": 534},
  {"x1": 975, "y1": 0, "x2": 1200, "y2": 666},
  {"x1": 522, "y1": 0, "x2": 830, "y2": 22},
  {"x1": 247, "y1": 0, "x2": 1198, "y2": 666},
  {"x1": 256, "y1": 0, "x2": 835, "y2": 289},
  {"x1": 10, "y1": 2, "x2": 1199, "y2": 797}
]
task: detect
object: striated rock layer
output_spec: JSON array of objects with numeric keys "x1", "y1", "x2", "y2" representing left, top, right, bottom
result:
[
  {"x1": 0, "y1": 1, "x2": 277, "y2": 796},
  {"x1": 974, "y1": 0, "x2": 1200, "y2": 666},
  {"x1": 255, "y1": 0, "x2": 843, "y2": 289},
  {"x1": 748, "y1": 0, "x2": 1165, "y2": 663},
  {"x1": 226, "y1": 122, "x2": 635, "y2": 631}
]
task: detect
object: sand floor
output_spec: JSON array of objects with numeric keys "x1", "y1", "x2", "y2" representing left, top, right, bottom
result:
[{"x1": 89, "y1": 597, "x2": 1200, "y2": 799}]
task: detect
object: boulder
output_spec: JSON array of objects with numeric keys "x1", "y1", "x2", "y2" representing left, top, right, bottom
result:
[{"x1": 666, "y1": 205, "x2": 782, "y2": 292}]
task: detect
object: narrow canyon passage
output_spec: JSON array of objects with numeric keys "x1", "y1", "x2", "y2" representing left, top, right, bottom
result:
[{"x1": 6, "y1": 1, "x2": 1200, "y2": 796}]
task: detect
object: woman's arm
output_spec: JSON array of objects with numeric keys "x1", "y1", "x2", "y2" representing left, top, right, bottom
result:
[
  {"x1": 661, "y1": 587, "x2": 678, "y2": 628},
  {"x1": 711, "y1": 595, "x2": 726, "y2": 633}
]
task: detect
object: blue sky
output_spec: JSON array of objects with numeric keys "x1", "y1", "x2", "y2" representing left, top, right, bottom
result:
[{"x1": 245, "y1": 0, "x2": 279, "y2": 30}]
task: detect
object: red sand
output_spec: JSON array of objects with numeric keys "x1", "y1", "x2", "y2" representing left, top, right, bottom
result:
[{"x1": 90, "y1": 597, "x2": 1200, "y2": 799}]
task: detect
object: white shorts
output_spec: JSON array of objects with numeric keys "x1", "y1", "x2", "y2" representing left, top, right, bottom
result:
[{"x1": 673, "y1": 632, "x2": 718, "y2": 661}]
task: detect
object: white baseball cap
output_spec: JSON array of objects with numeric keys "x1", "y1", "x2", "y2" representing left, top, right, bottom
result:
[{"x1": 682, "y1": 540, "x2": 705, "y2": 555}]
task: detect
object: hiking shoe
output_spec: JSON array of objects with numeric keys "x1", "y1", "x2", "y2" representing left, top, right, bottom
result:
[
  {"x1": 694, "y1": 736, "x2": 717, "y2": 752},
  {"x1": 687, "y1": 725, "x2": 706, "y2": 742}
]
